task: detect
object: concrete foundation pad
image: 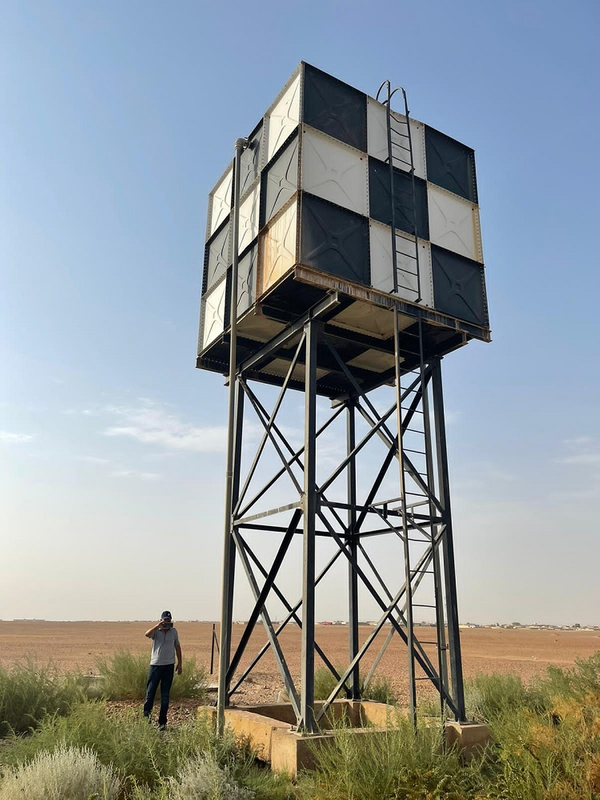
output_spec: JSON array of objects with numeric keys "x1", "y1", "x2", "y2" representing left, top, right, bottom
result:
[
  {"x1": 445, "y1": 720, "x2": 492, "y2": 760},
  {"x1": 199, "y1": 703, "x2": 491, "y2": 775},
  {"x1": 198, "y1": 700, "x2": 399, "y2": 776}
]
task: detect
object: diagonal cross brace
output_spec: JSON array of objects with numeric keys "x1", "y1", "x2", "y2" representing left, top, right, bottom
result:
[{"x1": 226, "y1": 510, "x2": 301, "y2": 687}]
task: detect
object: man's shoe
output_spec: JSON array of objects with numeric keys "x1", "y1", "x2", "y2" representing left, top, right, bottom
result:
[{"x1": 158, "y1": 723, "x2": 166, "y2": 731}]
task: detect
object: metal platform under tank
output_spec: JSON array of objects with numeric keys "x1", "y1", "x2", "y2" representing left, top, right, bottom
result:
[{"x1": 197, "y1": 264, "x2": 490, "y2": 400}]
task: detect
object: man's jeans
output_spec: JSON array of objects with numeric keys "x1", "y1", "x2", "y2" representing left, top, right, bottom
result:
[{"x1": 143, "y1": 663, "x2": 174, "y2": 725}]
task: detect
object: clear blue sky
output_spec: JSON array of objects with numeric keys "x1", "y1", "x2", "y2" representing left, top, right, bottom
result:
[{"x1": 2, "y1": 0, "x2": 599, "y2": 625}]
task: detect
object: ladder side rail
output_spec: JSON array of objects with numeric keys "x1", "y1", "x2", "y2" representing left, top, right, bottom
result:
[{"x1": 399, "y1": 88, "x2": 422, "y2": 302}]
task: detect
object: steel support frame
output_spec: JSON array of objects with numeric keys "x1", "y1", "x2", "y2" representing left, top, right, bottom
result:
[{"x1": 215, "y1": 297, "x2": 467, "y2": 731}]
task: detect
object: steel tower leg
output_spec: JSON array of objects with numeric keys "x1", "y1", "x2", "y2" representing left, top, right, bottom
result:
[
  {"x1": 346, "y1": 399, "x2": 360, "y2": 699},
  {"x1": 300, "y1": 318, "x2": 318, "y2": 732},
  {"x1": 431, "y1": 360, "x2": 466, "y2": 721},
  {"x1": 394, "y1": 308, "x2": 417, "y2": 722},
  {"x1": 217, "y1": 136, "x2": 248, "y2": 734}
]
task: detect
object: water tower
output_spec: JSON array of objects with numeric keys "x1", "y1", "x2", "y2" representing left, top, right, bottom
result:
[{"x1": 197, "y1": 63, "x2": 489, "y2": 734}]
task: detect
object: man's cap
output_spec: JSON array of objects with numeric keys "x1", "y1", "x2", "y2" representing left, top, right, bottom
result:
[{"x1": 161, "y1": 611, "x2": 172, "y2": 619}]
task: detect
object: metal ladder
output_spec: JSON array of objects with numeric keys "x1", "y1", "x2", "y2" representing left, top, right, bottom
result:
[
  {"x1": 393, "y1": 331, "x2": 448, "y2": 721},
  {"x1": 376, "y1": 81, "x2": 422, "y2": 302},
  {"x1": 374, "y1": 81, "x2": 450, "y2": 719}
]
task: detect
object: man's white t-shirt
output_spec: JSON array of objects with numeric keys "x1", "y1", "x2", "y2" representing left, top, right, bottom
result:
[{"x1": 150, "y1": 627, "x2": 180, "y2": 666}]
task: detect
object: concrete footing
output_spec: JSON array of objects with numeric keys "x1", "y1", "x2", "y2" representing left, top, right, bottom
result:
[
  {"x1": 444, "y1": 720, "x2": 492, "y2": 760},
  {"x1": 199, "y1": 702, "x2": 491, "y2": 776},
  {"x1": 199, "y1": 700, "x2": 396, "y2": 776}
]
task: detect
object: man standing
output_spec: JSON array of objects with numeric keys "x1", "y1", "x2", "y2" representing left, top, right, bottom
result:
[{"x1": 143, "y1": 610, "x2": 182, "y2": 730}]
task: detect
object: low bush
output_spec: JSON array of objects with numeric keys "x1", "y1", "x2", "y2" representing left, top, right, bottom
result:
[
  {"x1": 0, "y1": 703, "x2": 292, "y2": 799},
  {"x1": 464, "y1": 672, "x2": 549, "y2": 722},
  {"x1": 0, "y1": 744, "x2": 121, "y2": 800},
  {"x1": 95, "y1": 650, "x2": 208, "y2": 701},
  {"x1": 0, "y1": 703, "x2": 208, "y2": 789},
  {"x1": 313, "y1": 666, "x2": 398, "y2": 705},
  {"x1": 362, "y1": 674, "x2": 398, "y2": 705},
  {"x1": 313, "y1": 666, "x2": 346, "y2": 702},
  {"x1": 0, "y1": 659, "x2": 84, "y2": 737},
  {"x1": 486, "y1": 700, "x2": 600, "y2": 799},
  {"x1": 153, "y1": 753, "x2": 254, "y2": 800},
  {"x1": 299, "y1": 713, "x2": 483, "y2": 800},
  {"x1": 542, "y1": 651, "x2": 600, "y2": 702}
]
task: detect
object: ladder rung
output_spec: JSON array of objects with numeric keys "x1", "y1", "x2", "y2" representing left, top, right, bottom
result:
[
  {"x1": 404, "y1": 448, "x2": 426, "y2": 455},
  {"x1": 418, "y1": 641, "x2": 439, "y2": 645},
  {"x1": 395, "y1": 250, "x2": 417, "y2": 259},
  {"x1": 413, "y1": 603, "x2": 436, "y2": 608},
  {"x1": 396, "y1": 262, "x2": 418, "y2": 271}
]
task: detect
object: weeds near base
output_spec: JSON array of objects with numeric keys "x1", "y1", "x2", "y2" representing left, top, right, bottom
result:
[
  {"x1": 1, "y1": 653, "x2": 600, "y2": 799},
  {"x1": 313, "y1": 666, "x2": 398, "y2": 705},
  {"x1": 299, "y1": 713, "x2": 482, "y2": 800},
  {"x1": 0, "y1": 744, "x2": 121, "y2": 800},
  {"x1": 95, "y1": 650, "x2": 208, "y2": 701},
  {"x1": 0, "y1": 659, "x2": 84, "y2": 737}
]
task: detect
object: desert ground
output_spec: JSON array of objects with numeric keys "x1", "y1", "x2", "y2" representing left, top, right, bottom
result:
[{"x1": 1, "y1": 621, "x2": 598, "y2": 707}]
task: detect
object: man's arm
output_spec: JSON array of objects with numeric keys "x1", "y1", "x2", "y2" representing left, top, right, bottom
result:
[
  {"x1": 175, "y1": 644, "x2": 182, "y2": 674},
  {"x1": 145, "y1": 621, "x2": 162, "y2": 638}
]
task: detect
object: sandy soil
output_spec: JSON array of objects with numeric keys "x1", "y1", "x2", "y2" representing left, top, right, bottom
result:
[{"x1": 1, "y1": 621, "x2": 598, "y2": 707}]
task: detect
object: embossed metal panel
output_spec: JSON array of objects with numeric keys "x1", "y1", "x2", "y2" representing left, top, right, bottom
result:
[
  {"x1": 428, "y1": 185, "x2": 482, "y2": 263},
  {"x1": 204, "y1": 221, "x2": 231, "y2": 293},
  {"x1": 300, "y1": 193, "x2": 369, "y2": 285},
  {"x1": 207, "y1": 165, "x2": 233, "y2": 237},
  {"x1": 425, "y1": 127, "x2": 477, "y2": 203},
  {"x1": 258, "y1": 200, "x2": 298, "y2": 296},
  {"x1": 238, "y1": 245, "x2": 257, "y2": 316},
  {"x1": 262, "y1": 135, "x2": 299, "y2": 226},
  {"x1": 239, "y1": 123, "x2": 263, "y2": 199},
  {"x1": 301, "y1": 126, "x2": 369, "y2": 216},
  {"x1": 265, "y1": 71, "x2": 301, "y2": 164},
  {"x1": 303, "y1": 63, "x2": 367, "y2": 152},
  {"x1": 369, "y1": 219, "x2": 394, "y2": 294},
  {"x1": 200, "y1": 274, "x2": 228, "y2": 350},
  {"x1": 431, "y1": 245, "x2": 487, "y2": 326},
  {"x1": 238, "y1": 184, "x2": 260, "y2": 256},
  {"x1": 366, "y1": 98, "x2": 426, "y2": 179},
  {"x1": 369, "y1": 220, "x2": 433, "y2": 306},
  {"x1": 369, "y1": 158, "x2": 429, "y2": 239}
]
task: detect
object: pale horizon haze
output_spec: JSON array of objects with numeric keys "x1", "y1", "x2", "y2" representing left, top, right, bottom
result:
[{"x1": 2, "y1": 1, "x2": 599, "y2": 627}]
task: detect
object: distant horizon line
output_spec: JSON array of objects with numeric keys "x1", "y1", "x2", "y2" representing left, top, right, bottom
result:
[{"x1": 2, "y1": 618, "x2": 598, "y2": 629}]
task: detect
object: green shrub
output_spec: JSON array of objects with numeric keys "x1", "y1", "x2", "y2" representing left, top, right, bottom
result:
[
  {"x1": 299, "y1": 713, "x2": 483, "y2": 800},
  {"x1": 464, "y1": 672, "x2": 549, "y2": 723},
  {"x1": 95, "y1": 650, "x2": 208, "y2": 701},
  {"x1": 313, "y1": 666, "x2": 346, "y2": 702},
  {"x1": 0, "y1": 659, "x2": 85, "y2": 737},
  {"x1": 157, "y1": 753, "x2": 254, "y2": 799},
  {"x1": 486, "y1": 702, "x2": 600, "y2": 799},
  {"x1": 362, "y1": 675, "x2": 398, "y2": 705},
  {"x1": 0, "y1": 744, "x2": 121, "y2": 800},
  {"x1": 0, "y1": 703, "x2": 290, "y2": 798},
  {"x1": 0, "y1": 703, "x2": 206, "y2": 789},
  {"x1": 542, "y1": 651, "x2": 600, "y2": 702},
  {"x1": 313, "y1": 665, "x2": 398, "y2": 706}
]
